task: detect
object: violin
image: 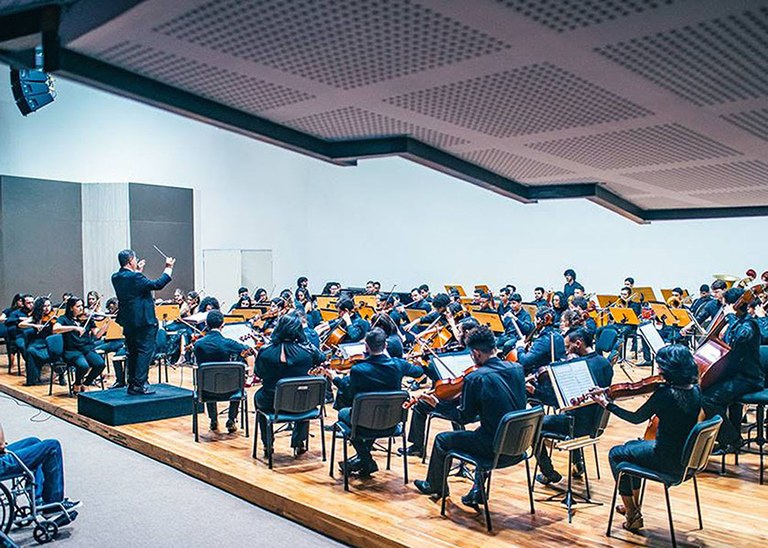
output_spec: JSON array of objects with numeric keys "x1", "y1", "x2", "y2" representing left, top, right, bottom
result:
[
  {"x1": 403, "y1": 365, "x2": 478, "y2": 409},
  {"x1": 506, "y1": 311, "x2": 554, "y2": 362},
  {"x1": 570, "y1": 374, "x2": 665, "y2": 407}
]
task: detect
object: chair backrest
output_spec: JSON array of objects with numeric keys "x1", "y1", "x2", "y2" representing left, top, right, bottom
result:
[
  {"x1": 681, "y1": 416, "x2": 722, "y2": 474},
  {"x1": 156, "y1": 328, "x2": 168, "y2": 348},
  {"x1": 195, "y1": 362, "x2": 244, "y2": 401},
  {"x1": 494, "y1": 406, "x2": 544, "y2": 458},
  {"x1": 45, "y1": 334, "x2": 64, "y2": 359},
  {"x1": 595, "y1": 329, "x2": 618, "y2": 355},
  {"x1": 274, "y1": 376, "x2": 326, "y2": 414},
  {"x1": 350, "y1": 391, "x2": 408, "y2": 434},
  {"x1": 760, "y1": 345, "x2": 768, "y2": 382},
  {"x1": 592, "y1": 405, "x2": 612, "y2": 439}
]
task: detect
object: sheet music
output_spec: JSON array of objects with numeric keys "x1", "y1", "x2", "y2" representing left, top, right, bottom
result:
[
  {"x1": 431, "y1": 352, "x2": 474, "y2": 379},
  {"x1": 550, "y1": 359, "x2": 596, "y2": 409},
  {"x1": 221, "y1": 323, "x2": 255, "y2": 348},
  {"x1": 338, "y1": 342, "x2": 366, "y2": 359},
  {"x1": 638, "y1": 322, "x2": 667, "y2": 354}
]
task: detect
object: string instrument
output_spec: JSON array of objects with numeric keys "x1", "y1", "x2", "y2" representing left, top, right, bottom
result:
[
  {"x1": 505, "y1": 311, "x2": 554, "y2": 362},
  {"x1": 694, "y1": 272, "x2": 768, "y2": 389},
  {"x1": 403, "y1": 365, "x2": 477, "y2": 409},
  {"x1": 409, "y1": 323, "x2": 453, "y2": 357},
  {"x1": 239, "y1": 330, "x2": 269, "y2": 349},
  {"x1": 324, "y1": 323, "x2": 347, "y2": 348}
]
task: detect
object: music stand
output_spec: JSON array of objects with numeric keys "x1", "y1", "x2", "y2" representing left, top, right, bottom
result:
[
  {"x1": 444, "y1": 284, "x2": 466, "y2": 297},
  {"x1": 223, "y1": 314, "x2": 245, "y2": 324},
  {"x1": 632, "y1": 287, "x2": 657, "y2": 303},
  {"x1": 405, "y1": 309, "x2": 428, "y2": 322},
  {"x1": 231, "y1": 307, "x2": 261, "y2": 320},
  {"x1": 648, "y1": 303, "x2": 677, "y2": 326},
  {"x1": 155, "y1": 304, "x2": 180, "y2": 324},
  {"x1": 429, "y1": 352, "x2": 474, "y2": 380},
  {"x1": 316, "y1": 296, "x2": 337, "y2": 310},
  {"x1": 353, "y1": 295, "x2": 377, "y2": 308},
  {"x1": 474, "y1": 284, "x2": 491, "y2": 295},
  {"x1": 596, "y1": 294, "x2": 618, "y2": 308},
  {"x1": 637, "y1": 322, "x2": 667, "y2": 370},
  {"x1": 671, "y1": 309, "x2": 694, "y2": 328},
  {"x1": 608, "y1": 308, "x2": 640, "y2": 380},
  {"x1": 470, "y1": 311, "x2": 505, "y2": 333},
  {"x1": 104, "y1": 321, "x2": 124, "y2": 341},
  {"x1": 521, "y1": 304, "x2": 539, "y2": 322},
  {"x1": 319, "y1": 308, "x2": 337, "y2": 321}
]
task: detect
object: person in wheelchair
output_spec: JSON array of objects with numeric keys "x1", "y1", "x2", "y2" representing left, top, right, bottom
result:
[{"x1": 0, "y1": 422, "x2": 80, "y2": 524}]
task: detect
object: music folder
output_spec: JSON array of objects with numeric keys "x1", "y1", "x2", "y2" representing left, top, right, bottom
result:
[
  {"x1": 637, "y1": 321, "x2": 668, "y2": 356},
  {"x1": 444, "y1": 284, "x2": 466, "y2": 296},
  {"x1": 608, "y1": 307, "x2": 640, "y2": 326},
  {"x1": 155, "y1": 303, "x2": 180, "y2": 323},
  {"x1": 649, "y1": 303, "x2": 677, "y2": 326}
]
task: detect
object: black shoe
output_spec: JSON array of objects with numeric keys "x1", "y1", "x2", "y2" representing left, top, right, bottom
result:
[
  {"x1": 53, "y1": 510, "x2": 78, "y2": 527},
  {"x1": 110, "y1": 381, "x2": 126, "y2": 389},
  {"x1": 226, "y1": 420, "x2": 238, "y2": 434},
  {"x1": 713, "y1": 441, "x2": 742, "y2": 455},
  {"x1": 339, "y1": 456, "x2": 363, "y2": 474},
  {"x1": 209, "y1": 421, "x2": 219, "y2": 432},
  {"x1": 636, "y1": 361, "x2": 653, "y2": 367},
  {"x1": 572, "y1": 461, "x2": 585, "y2": 479},
  {"x1": 414, "y1": 479, "x2": 441, "y2": 496},
  {"x1": 58, "y1": 374, "x2": 67, "y2": 386},
  {"x1": 42, "y1": 498, "x2": 81, "y2": 515},
  {"x1": 461, "y1": 488, "x2": 483, "y2": 510},
  {"x1": 397, "y1": 444, "x2": 423, "y2": 458},
  {"x1": 293, "y1": 443, "x2": 308, "y2": 457},
  {"x1": 357, "y1": 460, "x2": 379, "y2": 477},
  {"x1": 127, "y1": 383, "x2": 156, "y2": 395},
  {"x1": 536, "y1": 471, "x2": 563, "y2": 486},
  {"x1": 324, "y1": 394, "x2": 335, "y2": 404}
]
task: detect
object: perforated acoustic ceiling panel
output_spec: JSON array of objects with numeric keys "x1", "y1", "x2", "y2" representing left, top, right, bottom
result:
[
  {"x1": 722, "y1": 108, "x2": 768, "y2": 142},
  {"x1": 459, "y1": 149, "x2": 574, "y2": 181},
  {"x1": 526, "y1": 124, "x2": 740, "y2": 170},
  {"x1": 97, "y1": 41, "x2": 314, "y2": 114},
  {"x1": 495, "y1": 0, "x2": 682, "y2": 33},
  {"x1": 153, "y1": 0, "x2": 510, "y2": 90},
  {"x1": 384, "y1": 63, "x2": 653, "y2": 138},
  {"x1": 624, "y1": 160, "x2": 768, "y2": 194},
  {"x1": 284, "y1": 106, "x2": 467, "y2": 148},
  {"x1": 595, "y1": 7, "x2": 768, "y2": 106}
]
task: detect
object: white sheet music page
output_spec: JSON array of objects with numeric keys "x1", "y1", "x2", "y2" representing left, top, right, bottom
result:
[{"x1": 552, "y1": 359, "x2": 597, "y2": 409}]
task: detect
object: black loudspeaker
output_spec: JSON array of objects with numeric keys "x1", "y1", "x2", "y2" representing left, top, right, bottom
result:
[{"x1": 10, "y1": 68, "x2": 56, "y2": 116}]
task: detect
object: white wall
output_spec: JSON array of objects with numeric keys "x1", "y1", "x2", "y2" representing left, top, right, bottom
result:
[{"x1": 1, "y1": 65, "x2": 766, "y2": 301}]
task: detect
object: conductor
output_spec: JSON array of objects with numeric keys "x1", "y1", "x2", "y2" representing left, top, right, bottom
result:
[{"x1": 111, "y1": 249, "x2": 175, "y2": 395}]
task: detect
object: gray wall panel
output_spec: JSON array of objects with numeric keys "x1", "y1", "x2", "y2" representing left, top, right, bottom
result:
[{"x1": 0, "y1": 176, "x2": 84, "y2": 306}]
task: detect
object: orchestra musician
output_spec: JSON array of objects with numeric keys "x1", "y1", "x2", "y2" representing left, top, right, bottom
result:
[
  {"x1": 534, "y1": 328, "x2": 613, "y2": 485},
  {"x1": 325, "y1": 328, "x2": 422, "y2": 477},
  {"x1": 295, "y1": 288, "x2": 322, "y2": 329},
  {"x1": 418, "y1": 284, "x2": 433, "y2": 304},
  {"x1": 497, "y1": 293, "x2": 533, "y2": 357},
  {"x1": 590, "y1": 344, "x2": 700, "y2": 533},
  {"x1": 563, "y1": 269, "x2": 585, "y2": 302},
  {"x1": 194, "y1": 310, "x2": 255, "y2": 434},
  {"x1": 322, "y1": 282, "x2": 341, "y2": 297},
  {"x1": 295, "y1": 276, "x2": 309, "y2": 300},
  {"x1": 532, "y1": 286, "x2": 548, "y2": 309},
  {"x1": 180, "y1": 291, "x2": 200, "y2": 318},
  {"x1": 606, "y1": 287, "x2": 650, "y2": 366},
  {"x1": 496, "y1": 287, "x2": 512, "y2": 316},
  {"x1": 693, "y1": 279, "x2": 726, "y2": 329},
  {"x1": 95, "y1": 298, "x2": 127, "y2": 388},
  {"x1": 369, "y1": 312, "x2": 404, "y2": 359},
  {"x1": 551, "y1": 292, "x2": 567, "y2": 328},
  {"x1": 111, "y1": 248, "x2": 174, "y2": 396},
  {"x1": 253, "y1": 287, "x2": 269, "y2": 304},
  {"x1": 569, "y1": 296, "x2": 597, "y2": 338},
  {"x1": 18, "y1": 297, "x2": 57, "y2": 386},
  {"x1": 747, "y1": 298, "x2": 768, "y2": 344},
  {"x1": 414, "y1": 326, "x2": 527, "y2": 508},
  {"x1": 4, "y1": 294, "x2": 33, "y2": 371},
  {"x1": 54, "y1": 297, "x2": 107, "y2": 393},
  {"x1": 690, "y1": 284, "x2": 713, "y2": 316},
  {"x1": 408, "y1": 287, "x2": 432, "y2": 312},
  {"x1": 229, "y1": 287, "x2": 253, "y2": 311},
  {"x1": 514, "y1": 307, "x2": 566, "y2": 374},
  {"x1": 701, "y1": 287, "x2": 764, "y2": 453},
  {"x1": 623, "y1": 277, "x2": 635, "y2": 290},
  {"x1": 404, "y1": 293, "x2": 452, "y2": 334},
  {"x1": 86, "y1": 290, "x2": 102, "y2": 314}
]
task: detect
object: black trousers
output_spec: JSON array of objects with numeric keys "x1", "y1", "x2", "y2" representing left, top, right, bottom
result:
[
  {"x1": 608, "y1": 440, "x2": 675, "y2": 496},
  {"x1": 536, "y1": 414, "x2": 583, "y2": 478},
  {"x1": 25, "y1": 339, "x2": 49, "y2": 385},
  {"x1": 124, "y1": 325, "x2": 157, "y2": 387},
  {"x1": 255, "y1": 389, "x2": 309, "y2": 448},
  {"x1": 425, "y1": 430, "x2": 494, "y2": 493},
  {"x1": 702, "y1": 374, "x2": 762, "y2": 445},
  {"x1": 407, "y1": 400, "x2": 460, "y2": 451}
]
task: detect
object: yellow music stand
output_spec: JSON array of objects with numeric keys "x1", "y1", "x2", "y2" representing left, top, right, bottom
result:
[
  {"x1": 104, "y1": 321, "x2": 124, "y2": 341},
  {"x1": 471, "y1": 311, "x2": 505, "y2": 334},
  {"x1": 155, "y1": 304, "x2": 180, "y2": 323},
  {"x1": 319, "y1": 308, "x2": 337, "y2": 321},
  {"x1": 223, "y1": 314, "x2": 245, "y2": 324},
  {"x1": 316, "y1": 296, "x2": 337, "y2": 310},
  {"x1": 608, "y1": 307, "x2": 640, "y2": 326},
  {"x1": 660, "y1": 288, "x2": 690, "y2": 303},
  {"x1": 357, "y1": 305, "x2": 376, "y2": 321},
  {"x1": 521, "y1": 304, "x2": 538, "y2": 322},
  {"x1": 671, "y1": 309, "x2": 693, "y2": 327},
  {"x1": 632, "y1": 287, "x2": 657, "y2": 303},
  {"x1": 405, "y1": 309, "x2": 428, "y2": 322},
  {"x1": 649, "y1": 303, "x2": 677, "y2": 326},
  {"x1": 590, "y1": 310, "x2": 610, "y2": 328},
  {"x1": 474, "y1": 284, "x2": 491, "y2": 295},
  {"x1": 596, "y1": 294, "x2": 618, "y2": 308},
  {"x1": 444, "y1": 284, "x2": 466, "y2": 296}
]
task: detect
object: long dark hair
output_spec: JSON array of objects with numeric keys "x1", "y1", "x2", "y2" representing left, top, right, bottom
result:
[
  {"x1": 31, "y1": 297, "x2": 51, "y2": 323},
  {"x1": 270, "y1": 313, "x2": 305, "y2": 344},
  {"x1": 656, "y1": 344, "x2": 698, "y2": 387},
  {"x1": 64, "y1": 297, "x2": 83, "y2": 319}
]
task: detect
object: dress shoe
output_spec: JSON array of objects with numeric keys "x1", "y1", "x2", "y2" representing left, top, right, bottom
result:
[
  {"x1": 339, "y1": 456, "x2": 363, "y2": 474},
  {"x1": 127, "y1": 383, "x2": 156, "y2": 396},
  {"x1": 210, "y1": 421, "x2": 219, "y2": 432},
  {"x1": 356, "y1": 460, "x2": 379, "y2": 477},
  {"x1": 414, "y1": 480, "x2": 441, "y2": 496},
  {"x1": 461, "y1": 488, "x2": 484, "y2": 510},
  {"x1": 293, "y1": 443, "x2": 308, "y2": 457},
  {"x1": 397, "y1": 444, "x2": 423, "y2": 458},
  {"x1": 110, "y1": 381, "x2": 127, "y2": 389},
  {"x1": 536, "y1": 471, "x2": 563, "y2": 486},
  {"x1": 226, "y1": 420, "x2": 238, "y2": 434}
]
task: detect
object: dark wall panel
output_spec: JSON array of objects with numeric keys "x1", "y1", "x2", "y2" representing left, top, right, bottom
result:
[
  {"x1": 0, "y1": 176, "x2": 84, "y2": 306},
  {"x1": 129, "y1": 183, "x2": 194, "y2": 299}
]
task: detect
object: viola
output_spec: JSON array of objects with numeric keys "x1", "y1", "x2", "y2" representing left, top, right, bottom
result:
[
  {"x1": 403, "y1": 365, "x2": 478, "y2": 409},
  {"x1": 571, "y1": 374, "x2": 664, "y2": 407}
]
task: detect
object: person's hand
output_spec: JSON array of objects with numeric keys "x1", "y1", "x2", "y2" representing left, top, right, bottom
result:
[
  {"x1": 755, "y1": 305, "x2": 766, "y2": 318},
  {"x1": 723, "y1": 303, "x2": 736, "y2": 316},
  {"x1": 515, "y1": 340, "x2": 525, "y2": 349},
  {"x1": 588, "y1": 392, "x2": 610, "y2": 408},
  {"x1": 342, "y1": 312, "x2": 352, "y2": 326},
  {"x1": 525, "y1": 382, "x2": 535, "y2": 395},
  {"x1": 137, "y1": 258, "x2": 146, "y2": 272},
  {"x1": 165, "y1": 257, "x2": 176, "y2": 268},
  {"x1": 75, "y1": 326, "x2": 86, "y2": 336}
]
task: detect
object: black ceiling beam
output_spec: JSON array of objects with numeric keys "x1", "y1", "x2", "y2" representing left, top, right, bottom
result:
[
  {"x1": 0, "y1": 4, "x2": 61, "y2": 71},
  {"x1": 644, "y1": 205, "x2": 768, "y2": 221}
]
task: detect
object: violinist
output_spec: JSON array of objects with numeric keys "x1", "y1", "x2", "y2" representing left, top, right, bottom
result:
[
  {"x1": 496, "y1": 287, "x2": 512, "y2": 316},
  {"x1": 364, "y1": 280, "x2": 377, "y2": 295},
  {"x1": 3, "y1": 293, "x2": 32, "y2": 371},
  {"x1": 590, "y1": 345, "x2": 700, "y2": 533},
  {"x1": 418, "y1": 284, "x2": 433, "y2": 304},
  {"x1": 261, "y1": 298, "x2": 286, "y2": 333},
  {"x1": 472, "y1": 290, "x2": 495, "y2": 312},
  {"x1": 95, "y1": 298, "x2": 127, "y2": 389},
  {"x1": 497, "y1": 293, "x2": 533, "y2": 357},
  {"x1": 86, "y1": 291, "x2": 102, "y2": 314},
  {"x1": 327, "y1": 328, "x2": 422, "y2": 477},
  {"x1": 253, "y1": 287, "x2": 269, "y2": 304},
  {"x1": 563, "y1": 269, "x2": 585, "y2": 302},
  {"x1": 180, "y1": 291, "x2": 200, "y2": 318},
  {"x1": 569, "y1": 296, "x2": 597, "y2": 338},
  {"x1": 401, "y1": 317, "x2": 480, "y2": 458},
  {"x1": 295, "y1": 288, "x2": 321, "y2": 329},
  {"x1": 18, "y1": 297, "x2": 57, "y2": 386},
  {"x1": 295, "y1": 276, "x2": 309, "y2": 300},
  {"x1": 370, "y1": 312, "x2": 404, "y2": 359},
  {"x1": 701, "y1": 287, "x2": 764, "y2": 453},
  {"x1": 322, "y1": 282, "x2": 341, "y2": 297},
  {"x1": 229, "y1": 287, "x2": 253, "y2": 311},
  {"x1": 405, "y1": 293, "x2": 452, "y2": 334},
  {"x1": 534, "y1": 328, "x2": 613, "y2": 486},
  {"x1": 414, "y1": 326, "x2": 527, "y2": 508},
  {"x1": 279, "y1": 289, "x2": 295, "y2": 312},
  {"x1": 532, "y1": 286, "x2": 548, "y2": 309},
  {"x1": 623, "y1": 277, "x2": 635, "y2": 290},
  {"x1": 514, "y1": 307, "x2": 565, "y2": 375},
  {"x1": 54, "y1": 297, "x2": 107, "y2": 393},
  {"x1": 194, "y1": 310, "x2": 255, "y2": 434}
]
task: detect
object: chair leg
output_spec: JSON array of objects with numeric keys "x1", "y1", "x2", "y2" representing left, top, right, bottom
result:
[
  {"x1": 663, "y1": 485, "x2": 677, "y2": 548},
  {"x1": 268, "y1": 422, "x2": 274, "y2": 469},
  {"x1": 593, "y1": 443, "x2": 601, "y2": 480},
  {"x1": 329, "y1": 425, "x2": 336, "y2": 478},
  {"x1": 757, "y1": 404, "x2": 765, "y2": 486},
  {"x1": 252, "y1": 411, "x2": 259, "y2": 459},
  {"x1": 478, "y1": 469, "x2": 492, "y2": 533},
  {"x1": 692, "y1": 474, "x2": 703, "y2": 530},
  {"x1": 422, "y1": 414, "x2": 432, "y2": 464},
  {"x1": 525, "y1": 457, "x2": 535, "y2": 514},
  {"x1": 402, "y1": 429, "x2": 408, "y2": 484},
  {"x1": 193, "y1": 400, "x2": 199, "y2": 443},
  {"x1": 342, "y1": 436, "x2": 349, "y2": 492},
  {"x1": 244, "y1": 398, "x2": 249, "y2": 438},
  {"x1": 319, "y1": 414, "x2": 327, "y2": 462},
  {"x1": 639, "y1": 478, "x2": 646, "y2": 507},
  {"x1": 386, "y1": 437, "x2": 392, "y2": 470},
  {"x1": 606, "y1": 473, "x2": 620, "y2": 537},
  {"x1": 441, "y1": 455, "x2": 452, "y2": 517}
]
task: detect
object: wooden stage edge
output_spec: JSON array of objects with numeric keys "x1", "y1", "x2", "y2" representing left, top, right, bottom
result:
[{"x1": 0, "y1": 382, "x2": 400, "y2": 548}]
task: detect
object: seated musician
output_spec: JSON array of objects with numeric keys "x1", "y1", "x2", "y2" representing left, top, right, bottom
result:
[
  {"x1": 558, "y1": 309, "x2": 584, "y2": 336},
  {"x1": 401, "y1": 317, "x2": 480, "y2": 458},
  {"x1": 534, "y1": 328, "x2": 613, "y2": 485},
  {"x1": 279, "y1": 289, "x2": 295, "y2": 311},
  {"x1": 748, "y1": 299, "x2": 768, "y2": 344},
  {"x1": 563, "y1": 269, "x2": 585, "y2": 302},
  {"x1": 472, "y1": 290, "x2": 495, "y2": 312},
  {"x1": 405, "y1": 293, "x2": 452, "y2": 334},
  {"x1": 262, "y1": 298, "x2": 286, "y2": 333},
  {"x1": 624, "y1": 277, "x2": 635, "y2": 290},
  {"x1": 194, "y1": 310, "x2": 255, "y2": 433},
  {"x1": 497, "y1": 292, "x2": 533, "y2": 357},
  {"x1": 254, "y1": 313, "x2": 325, "y2": 454},
  {"x1": 496, "y1": 286, "x2": 511, "y2": 317},
  {"x1": 702, "y1": 287, "x2": 764, "y2": 453},
  {"x1": 551, "y1": 291, "x2": 567, "y2": 328},
  {"x1": 180, "y1": 291, "x2": 200, "y2": 318},
  {"x1": 95, "y1": 297, "x2": 127, "y2": 388},
  {"x1": 414, "y1": 326, "x2": 527, "y2": 507},
  {"x1": 532, "y1": 286, "x2": 548, "y2": 309},
  {"x1": 293, "y1": 306, "x2": 321, "y2": 349},
  {"x1": 199, "y1": 296, "x2": 220, "y2": 313},
  {"x1": 691, "y1": 279, "x2": 726, "y2": 330},
  {"x1": 419, "y1": 284, "x2": 433, "y2": 304},
  {"x1": 18, "y1": 297, "x2": 57, "y2": 386},
  {"x1": 569, "y1": 296, "x2": 597, "y2": 337},
  {"x1": 369, "y1": 312, "x2": 404, "y2": 359},
  {"x1": 336, "y1": 298, "x2": 370, "y2": 343},
  {"x1": 54, "y1": 297, "x2": 107, "y2": 393},
  {"x1": 365, "y1": 280, "x2": 377, "y2": 295},
  {"x1": 329, "y1": 328, "x2": 423, "y2": 476},
  {"x1": 86, "y1": 290, "x2": 102, "y2": 314},
  {"x1": 5, "y1": 294, "x2": 34, "y2": 364},
  {"x1": 295, "y1": 276, "x2": 309, "y2": 300},
  {"x1": 690, "y1": 284, "x2": 713, "y2": 316},
  {"x1": 408, "y1": 287, "x2": 432, "y2": 312},
  {"x1": 295, "y1": 288, "x2": 322, "y2": 329},
  {"x1": 0, "y1": 294, "x2": 23, "y2": 360},
  {"x1": 590, "y1": 344, "x2": 700, "y2": 533},
  {"x1": 514, "y1": 307, "x2": 565, "y2": 375},
  {"x1": 229, "y1": 287, "x2": 253, "y2": 311},
  {"x1": 322, "y1": 281, "x2": 341, "y2": 297},
  {"x1": 253, "y1": 287, "x2": 269, "y2": 304}
]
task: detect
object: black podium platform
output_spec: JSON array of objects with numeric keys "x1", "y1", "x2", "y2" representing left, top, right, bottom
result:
[{"x1": 77, "y1": 384, "x2": 196, "y2": 426}]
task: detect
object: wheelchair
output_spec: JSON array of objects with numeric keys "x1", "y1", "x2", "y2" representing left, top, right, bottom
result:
[{"x1": 0, "y1": 451, "x2": 77, "y2": 544}]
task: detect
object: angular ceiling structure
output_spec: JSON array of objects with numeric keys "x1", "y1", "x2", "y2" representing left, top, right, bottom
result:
[{"x1": 2, "y1": 0, "x2": 768, "y2": 222}]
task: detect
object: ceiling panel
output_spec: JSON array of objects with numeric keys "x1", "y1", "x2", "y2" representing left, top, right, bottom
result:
[
  {"x1": 623, "y1": 160, "x2": 768, "y2": 194},
  {"x1": 460, "y1": 148, "x2": 575, "y2": 181},
  {"x1": 721, "y1": 108, "x2": 768, "y2": 142}
]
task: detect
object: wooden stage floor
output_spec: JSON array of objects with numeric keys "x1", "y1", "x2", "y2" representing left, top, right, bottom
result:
[{"x1": 0, "y1": 358, "x2": 765, "y2": 547}]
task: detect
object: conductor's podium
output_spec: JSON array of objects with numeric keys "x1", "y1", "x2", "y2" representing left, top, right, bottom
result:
[{"x1": 78, "y1": 384, "x2": 196, "y2": 426}]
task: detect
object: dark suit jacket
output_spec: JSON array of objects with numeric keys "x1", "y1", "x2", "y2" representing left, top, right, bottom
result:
[
  {"x1": 111, "y1": 267, "x2": 172, "y2": 331},
  {"x1": 336, "y1": 354, "x2": 422, "y2": 404}
]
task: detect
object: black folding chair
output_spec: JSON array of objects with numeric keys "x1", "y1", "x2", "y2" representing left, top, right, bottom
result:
[
  {"x1": 607, "y1": 416, "x2": 722, "y2": 547},
  {"x1": 330, "y1": 391, "x2": 409, "y2": 492},
  {"x1": 441, "y1": 406, "x2": 544, "y2": 532},
  {"x1": 45, "y1": 335, "x2": 73, "y2": 396},
  {"x1": 192, "y1": 362, "x2": 248, "y2": 442},
  {"x1": 253, "y1": 376, "x2": 327, "y2": 469}
]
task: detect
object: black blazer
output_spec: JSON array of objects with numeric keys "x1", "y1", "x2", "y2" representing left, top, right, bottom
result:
[{"x1": 111, "y1": 268, "x2": 172, "y2": 331}]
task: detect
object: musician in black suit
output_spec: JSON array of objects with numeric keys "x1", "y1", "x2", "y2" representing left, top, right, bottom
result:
[
  {"x1": 194, "y1": 310, "x2": 255, "y2": 433},
  {"x1": 111, "y1": 249, "x2": 174, "y2": 395},
  {"x1": 414, "y1": 326, "x2": 527, "y2": 508}
]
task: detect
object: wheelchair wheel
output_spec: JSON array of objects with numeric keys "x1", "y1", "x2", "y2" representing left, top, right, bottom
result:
[
  {"x1": 15, "y1": 505, "x2": 33, "y2": 528},
  {"x1": 32, "y1": 520, "x2": 58, "y2": 544},
  {"x1": 0, "y1": 483, "x2": 15, "y2": 534}
]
